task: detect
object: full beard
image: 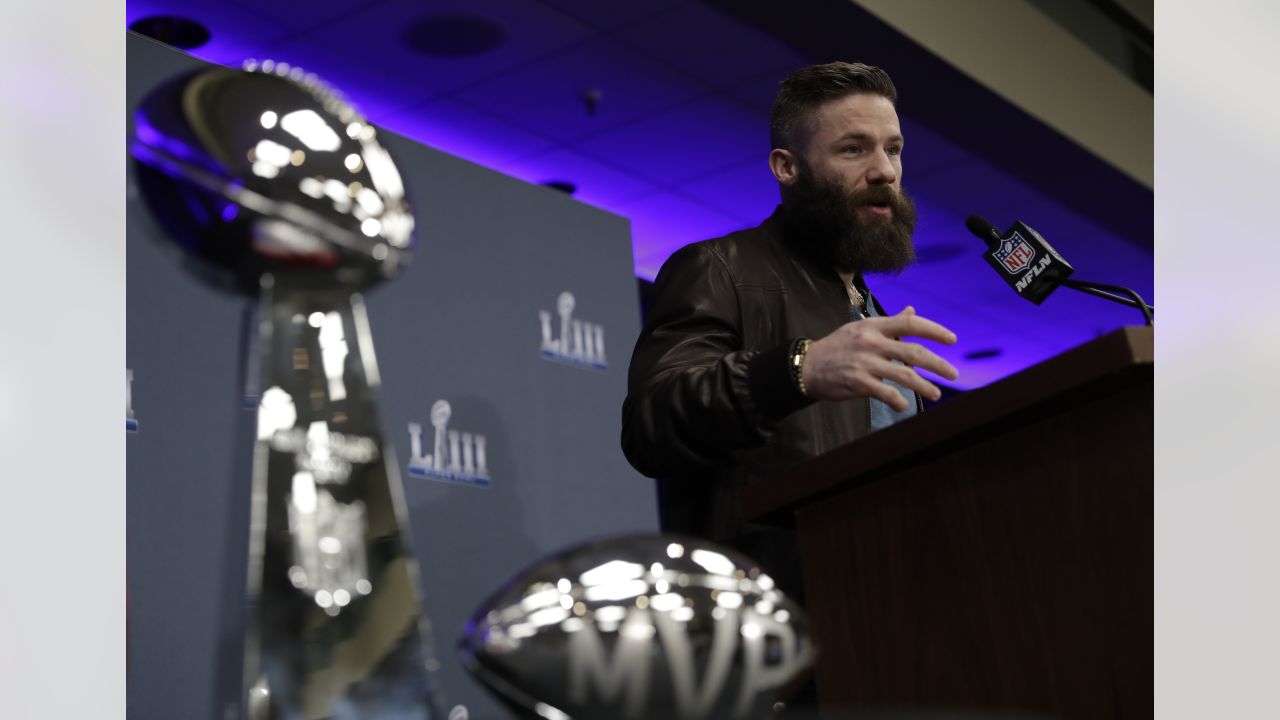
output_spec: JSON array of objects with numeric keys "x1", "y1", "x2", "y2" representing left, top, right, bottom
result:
[{"x1": 784, "y1": 165, "x2": 918, "y2": 274}]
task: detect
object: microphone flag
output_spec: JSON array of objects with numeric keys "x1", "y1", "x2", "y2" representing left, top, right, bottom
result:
[{"x1": 981, "y1": 220, "x2": 1075, "y2": 305}]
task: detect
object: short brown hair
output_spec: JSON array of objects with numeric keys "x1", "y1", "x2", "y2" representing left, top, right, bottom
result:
[{"x1": 770, "y1": 62, "x2": 898, "y2": 152}]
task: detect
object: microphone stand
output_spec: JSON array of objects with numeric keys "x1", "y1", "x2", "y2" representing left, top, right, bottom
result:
[{"x1": 1061, "y1": 279, "x2": 1154, "y2": 326}]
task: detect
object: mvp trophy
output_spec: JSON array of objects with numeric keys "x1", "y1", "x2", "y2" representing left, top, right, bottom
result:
[{"x1": 132, "y1": 62, "x2": 443, "y2": 719}]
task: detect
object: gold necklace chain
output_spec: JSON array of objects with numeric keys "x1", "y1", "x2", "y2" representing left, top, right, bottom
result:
[{"x1": 846, "y1": 281, "x2": 867, "y2": 314}]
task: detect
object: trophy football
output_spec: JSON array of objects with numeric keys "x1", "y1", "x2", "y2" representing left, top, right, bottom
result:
[
  {"x1": 459, "y1": 534, "x2": 815, "y2": 719},
  {"x1": 132, "y1": 61, "x2": 443, "y2": 719}
]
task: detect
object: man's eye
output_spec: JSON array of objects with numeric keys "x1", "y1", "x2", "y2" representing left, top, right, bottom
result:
[
  {"x1": 842, "y1": 146, "x2": 861, "y2": 154},
  {"x1": 887, "y1": 146, "x2": 902, "y2": 156}
]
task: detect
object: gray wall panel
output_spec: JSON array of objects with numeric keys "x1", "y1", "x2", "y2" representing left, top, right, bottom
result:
[{"x1": 127, "y1": 34, "x2": 256, "y2": 720}]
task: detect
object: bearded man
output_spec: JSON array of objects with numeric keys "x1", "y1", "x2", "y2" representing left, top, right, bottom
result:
[{"x1": 621, "y1": 62, "x2": 960, "y2": 597}]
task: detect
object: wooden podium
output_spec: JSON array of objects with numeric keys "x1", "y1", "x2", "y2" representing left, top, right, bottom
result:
[{"x1": 741, "y1": 327, "x2": 1153, "y2": 719}]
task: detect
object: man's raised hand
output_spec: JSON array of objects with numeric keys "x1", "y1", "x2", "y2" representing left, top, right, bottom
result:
[{"x1": 800, "y1": 306, "x2": 959, "y2": 411}]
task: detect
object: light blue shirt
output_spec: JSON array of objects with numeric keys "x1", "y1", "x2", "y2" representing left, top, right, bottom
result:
[{"x1": 854, "y1": 298, "x2": 919, "y2": 430}]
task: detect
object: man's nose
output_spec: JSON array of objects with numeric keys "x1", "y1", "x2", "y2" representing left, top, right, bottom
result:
[{"x1": 866, "y1": 149, "x2": 897, "y2": 185}]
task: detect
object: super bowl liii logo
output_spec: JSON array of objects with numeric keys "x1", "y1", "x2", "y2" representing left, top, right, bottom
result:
[
  {"x1": 540, "y1": 291, "x2": 607, "y2": 370},
  {"x1": 407, "y1": 400, "x2": 491, "y2": 487}
]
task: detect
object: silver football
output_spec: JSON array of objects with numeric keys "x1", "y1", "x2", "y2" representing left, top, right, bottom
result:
[{"x1": 459, "y1": 534, "x2": 815, "y2": 719}]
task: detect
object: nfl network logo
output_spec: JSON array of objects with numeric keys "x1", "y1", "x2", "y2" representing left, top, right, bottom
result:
[
  {"x1": 994, "y1": 232, "x2": 1037, "y2": 274},
  {"x1": 407, "y1": 400, "x2": 490, "y2": 487},
  {"x1": 126, "y1": 368, "x2": 139, "y2": 433},
  {"x1": 539, "y1": 291, "x2": 607, "y2": 370}
]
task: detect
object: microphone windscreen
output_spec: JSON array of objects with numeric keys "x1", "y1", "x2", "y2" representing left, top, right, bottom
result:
[{"x1": 965, "y1": 215, "x2": 1001, "y2": 245}]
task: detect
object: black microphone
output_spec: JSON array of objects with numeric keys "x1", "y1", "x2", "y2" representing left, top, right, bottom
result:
[
  {"x1": 964, "y1": 215, "x2": 1002, "y2": 246},
  {"x1": 965, "y1": 214, "x2": 1154, "y2": 324},
  {"x1": 965, "y1": 215, "x2": 1075, "y2": 305}
]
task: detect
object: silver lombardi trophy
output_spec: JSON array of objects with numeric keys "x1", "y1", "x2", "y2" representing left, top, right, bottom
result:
[{"x1": 131, "y1": 61, "x2": 443, "y2": 719}]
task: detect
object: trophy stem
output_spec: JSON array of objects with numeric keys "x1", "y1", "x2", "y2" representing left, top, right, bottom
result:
[{"x1": 241, "y1": 277, "x2": 442, "y2": 719}]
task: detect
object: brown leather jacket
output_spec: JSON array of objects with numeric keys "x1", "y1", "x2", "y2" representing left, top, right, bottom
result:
[{"x1": 621, "y1": 207, "x2": 917, "y2": 592}]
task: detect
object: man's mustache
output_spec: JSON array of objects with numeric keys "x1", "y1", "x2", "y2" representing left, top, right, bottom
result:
[{"x1": 847, "y1": 185, "x2": 900, "y2": 207}]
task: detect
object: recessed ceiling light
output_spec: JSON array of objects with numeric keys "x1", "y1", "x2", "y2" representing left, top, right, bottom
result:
[
  {"x1": 129, "y1": 15, "x2": 211, "y2": 51},
  {"x1": 402, "y1": 14, "x2": 507, "y2": 58},
  {"x1": 540, "y1": 180, "x2": 577, "y2": 195}
]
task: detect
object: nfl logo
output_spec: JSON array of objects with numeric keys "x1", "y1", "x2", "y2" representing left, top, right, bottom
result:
[{"x1": 994, "y1": 232, "x2": 1036, "y2": 274}]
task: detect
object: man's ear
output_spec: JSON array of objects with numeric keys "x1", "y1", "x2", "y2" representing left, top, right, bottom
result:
[{"x1": 769, "y1": 148, "x2": 799, "y2": 187}]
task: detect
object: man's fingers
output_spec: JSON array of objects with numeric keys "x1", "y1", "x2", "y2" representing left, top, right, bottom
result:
[
  {"x1": 868, "y1": 357, "x2": 944, "y2": 402},
  {"x1": 881, "y1": 308, "x2": 957, "y2": 345},
  {"x1": 883, "y1": 340, "x2": 959, "y2": 381},
  {"x1": 855, "y1": 373, "x2": 910, "y2": 411},
  {"x1": 896, "y1": 366, "x2": 943, "y2": 403}
]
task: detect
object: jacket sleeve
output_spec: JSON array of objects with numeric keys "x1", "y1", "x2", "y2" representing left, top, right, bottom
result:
[{"x1": 621, "y1": 242, "x2": 814, "y2": 478}]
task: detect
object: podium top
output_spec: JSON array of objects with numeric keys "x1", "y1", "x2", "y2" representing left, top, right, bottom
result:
[{"x1": 741, "y1": 326, "x2": 1153, "y2": 523}]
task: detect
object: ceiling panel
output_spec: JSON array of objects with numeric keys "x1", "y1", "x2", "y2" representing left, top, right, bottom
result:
[
  {"x1": 535, "y1": 0, "x2": 690, "y2": 31},
  {"x1": 377, "y1": 99, "x2": 555, "y2": 169},
  {"x1": 127, "y1": 0, "x2": 292, "y2": 67},
  {"x1": 502, "y1": 148, "x2": 658, "y2": 207},
  {"x1": 895, "y1": 117, "x2": 985, "y2": 179},
  {"x1": 576, "y1": 94, "x2": 765, "y2": 185},
  {"x1": 452, "y1": 36, "x2": 708, "y2": 143},
  {"x1": 675, "y1": 157, "x2": 778, "y2": 223},
  {"x1": 910, "y1": 160, "x2": 1043, "y2": 227},
  {"x1": 274, "y1": 0, "x2": 595, "y2": 97},
  {"x1": 223, "y1": 0, "x2": 390, "y2": 36},
  {"x1": 612, "y1": 2, "x2": 808, "y2": 91},
  {"x1": 622, "y1": 191, "x2": 745, "y2": 278},
  {"x1": 907, "y1": 201, "x2": 976, "y2": 268},
  {"x1": 723, "y1": 68, "x2": 784, "y2": 116}
]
